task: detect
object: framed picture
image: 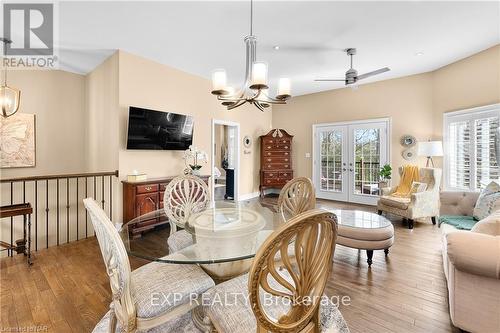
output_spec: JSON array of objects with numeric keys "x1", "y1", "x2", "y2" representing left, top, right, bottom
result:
[{"x1": 0, "y1": 113, "x2": 36, "y2": 168}]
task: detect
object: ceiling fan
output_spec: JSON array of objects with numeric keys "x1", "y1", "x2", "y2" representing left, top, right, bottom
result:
[{"x1": 315, "y1": 48, "x2": 390, "y2": 85}]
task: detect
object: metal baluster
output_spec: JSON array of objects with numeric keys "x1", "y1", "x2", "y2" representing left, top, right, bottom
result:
[
  {"x1": 76, "y1": 177, "x2": 79, "y2": 241},
  {"x1": 45, "y1": 179, "x2": 49, "y2": 249},
  {"x1": 56, "y1": 179, "x2": 59, "y2": 246},
  {"x1": 66, "y1": 177, "x2": 69, "y2": 243},
  {"x1": 35, "y1": 180, "x2": 37, "y2": 251},
  {"x1": 10, "y1": 182, "x2": 13, "y2": 257},
  {"x1": 85, "y1": 178, "x2": 88, "y2": 238},
  {"x1": 93, "y1": 176, "x2": 96, "y2": 236},
  {"x1": 101, "y1": 176, "x2": 105, "y2": 208},
  {"x1": 109, "y1": 175, "x2": 112, "y2": 221}
]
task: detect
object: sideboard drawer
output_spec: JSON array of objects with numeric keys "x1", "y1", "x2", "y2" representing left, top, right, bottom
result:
[{"x1": 136, "y1": 184, "x2": 159, "y2": 194}]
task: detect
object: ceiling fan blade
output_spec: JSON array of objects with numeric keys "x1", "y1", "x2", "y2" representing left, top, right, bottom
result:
[
  {"x1": 357, "y1": 67, "x2": 390, "y2": 80},
  {"x1": 314, "y1": 79, "x2": 346, "y2": 82}
]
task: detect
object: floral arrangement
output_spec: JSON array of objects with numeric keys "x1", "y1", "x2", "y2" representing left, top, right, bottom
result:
[{"x1": 183, "y1": 145, "x2": 208, "y2": 174}]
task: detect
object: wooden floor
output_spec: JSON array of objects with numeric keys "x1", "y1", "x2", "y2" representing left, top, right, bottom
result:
[{"x1": 0, "y1": 199, "x2": 459, "y2": 333}]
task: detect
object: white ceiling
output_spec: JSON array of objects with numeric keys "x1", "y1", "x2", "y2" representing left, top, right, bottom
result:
[{"x1": 36, "y1": 1, "x2": 500, "y2": 95}]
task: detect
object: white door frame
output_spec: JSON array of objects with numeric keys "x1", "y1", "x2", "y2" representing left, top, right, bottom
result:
[
  {"x1": 312, "y1": 117, "x2": 391, "y2": 205},
  {"x1": 211, "y1": 119, "x2": 240, "y2": 202}
]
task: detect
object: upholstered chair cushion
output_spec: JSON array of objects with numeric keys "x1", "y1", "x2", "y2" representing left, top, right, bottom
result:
[
  {"x1": 93, "y1": 310, "x2": 201, "y2": 333},
  {"x1": 205, "y1": 273, "x2": 350, "y2": 333},
  {"x1": 473, "y1": 181, "x2": 500, "y2": 220},
  {"x1": 131, "y1": 260, "x2": 215, "y2": 318},
  {"x1": 167, "y1": 230, "x2": 194, "y2": 253},
  {"x1": 379, "y1": 196, "x2": 411, "y2": 210}
]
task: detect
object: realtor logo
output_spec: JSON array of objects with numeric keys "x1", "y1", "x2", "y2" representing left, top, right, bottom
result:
[{"x1": 3, "y1": 3, "x2": 54, "y2": 56}]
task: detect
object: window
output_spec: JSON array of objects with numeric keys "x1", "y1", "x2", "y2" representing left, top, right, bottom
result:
[{"x1": 444, "y1": 104, "x2": 500, "y2": 191}]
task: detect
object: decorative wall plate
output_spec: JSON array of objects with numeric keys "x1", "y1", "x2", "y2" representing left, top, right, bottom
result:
[
  {"x1": 243, "y1": 135, "x2": 252, "y2": 148},
  {"x1": 400, "y1": 135, "x2": 416, "y2": 147},
  {"x1": 402, "y1": 148, "x2": 415, "y2": 161}
]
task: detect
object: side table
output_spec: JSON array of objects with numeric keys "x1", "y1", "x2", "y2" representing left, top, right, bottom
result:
[{"x1": 0, "y1": 203, "x2": 33, "y2": 265}]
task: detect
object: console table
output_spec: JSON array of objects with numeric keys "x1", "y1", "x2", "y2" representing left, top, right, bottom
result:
[{"x1": 122, "y1": 175, "x2": 210, "y2": 237}]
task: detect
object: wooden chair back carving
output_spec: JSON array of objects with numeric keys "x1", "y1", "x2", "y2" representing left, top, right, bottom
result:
[
  {"x1": 277, "y1": 177, "x2": 316, "y2": 221},
  {"x1": 248, "y1": 209, "x2": 337, "y2": 333},
  {"x1": 83, "y1": 198, "x2": 136, "y2": 332},
  {"x1": 163, "y1": 175, "x2": 210, "y2": 234}
]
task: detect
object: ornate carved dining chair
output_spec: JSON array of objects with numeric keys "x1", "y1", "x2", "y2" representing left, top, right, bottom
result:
[
  {"x1": 205, "y1": 209, "x2": 350, "y2": 333},
  {"x1": 84, "y1": 198, "x2": 214, "y2": 333},
  {"x1": 277, "y1": 177, "x2": 316, "y2": 221},
  {"x1": 164, "y1": 175, "x2": 210, "y2": 253}
]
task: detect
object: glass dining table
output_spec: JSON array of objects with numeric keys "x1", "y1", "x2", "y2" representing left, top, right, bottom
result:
[{"x1": 118, "y1": 200, "x2": 284, "y2": 281}]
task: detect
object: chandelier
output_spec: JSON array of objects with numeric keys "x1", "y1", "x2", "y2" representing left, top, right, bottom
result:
[
  {"x1": 211, "y1": 0, "x2": 291, "y2": 111},
  {"x1": 0, "y1": 38, "x2": 21, "y2": 118}
]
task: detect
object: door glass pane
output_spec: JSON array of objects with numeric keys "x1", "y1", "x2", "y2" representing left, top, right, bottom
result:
[
  {"x1": 354, "y1": 128, "x2": 381, "y2": 195},
  {"x1": 320, "y1": 130, "x2": 342, "y2": 192}
]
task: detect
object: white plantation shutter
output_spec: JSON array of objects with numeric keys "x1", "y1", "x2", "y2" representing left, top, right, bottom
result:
[
  {"x1": 444, "y1": 104, "x2": 500, "y2": 191},
  {"x1": 448, "y1": 121, "x2": 471, "y2": 189},
  {"x1": 475, "y1": 117, "x2": 499, "y2": 188}
]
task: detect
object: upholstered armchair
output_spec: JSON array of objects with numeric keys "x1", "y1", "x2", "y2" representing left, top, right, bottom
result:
[{"x1": 377, "y1": 167, "x2": 442, "y2": 229}]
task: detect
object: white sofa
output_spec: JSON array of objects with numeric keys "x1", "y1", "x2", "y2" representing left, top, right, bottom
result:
[{"x1": 440, "y1": 191, "x2": 500, "y2": 333}]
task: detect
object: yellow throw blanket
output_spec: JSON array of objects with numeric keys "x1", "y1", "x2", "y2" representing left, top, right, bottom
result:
[{"x1": 392, "y1": 165, "x2": 420, "y2": 198}]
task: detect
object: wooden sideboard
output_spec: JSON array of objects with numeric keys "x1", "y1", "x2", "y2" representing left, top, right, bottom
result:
[
  {"x1": 259, "y1": 129, "x2": 294, "y2": 197},
  {"x1": 122, "y1": 175, "x2": 210, "y2": 237}
]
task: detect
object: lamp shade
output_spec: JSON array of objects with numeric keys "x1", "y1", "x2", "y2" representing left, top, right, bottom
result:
[{"x1": 417, "y1": 141, "x2": 443, "y2": 157}]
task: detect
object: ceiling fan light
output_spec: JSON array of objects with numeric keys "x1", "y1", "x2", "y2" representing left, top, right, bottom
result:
[{"x1": 0, "y1": 84, "x2": 20, "y2": 117}]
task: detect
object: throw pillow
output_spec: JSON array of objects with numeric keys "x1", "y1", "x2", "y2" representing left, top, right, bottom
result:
[
  {"x1": 473, "y1": 181, "x2": 500, "y2": 220},
  {"x1": 410, "y1": 181, "x2": 427, "y2": 194}
]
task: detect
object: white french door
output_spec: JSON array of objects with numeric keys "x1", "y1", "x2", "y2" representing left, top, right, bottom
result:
[{"x1": 313, "y1": 119, "x2": 389, "y2": 205}]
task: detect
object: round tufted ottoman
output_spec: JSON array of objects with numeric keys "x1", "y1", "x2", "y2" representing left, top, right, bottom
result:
[{"x1": 325, "y1": 209, "x2": 395, "y2": 266}]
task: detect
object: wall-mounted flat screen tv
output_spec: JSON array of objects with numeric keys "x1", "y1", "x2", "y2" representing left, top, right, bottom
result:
[{"x1": 126, "y1": 107, "x2": 194, "y2": 150}]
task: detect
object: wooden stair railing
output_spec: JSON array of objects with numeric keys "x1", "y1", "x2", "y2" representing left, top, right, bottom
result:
[{"x1": 0, "y1": 170, "x2": 119, "y2": 251}]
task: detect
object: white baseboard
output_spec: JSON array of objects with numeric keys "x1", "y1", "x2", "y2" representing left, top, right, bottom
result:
[{"x1": 238, "y1": 191, "x2": 260, "y2": 201}]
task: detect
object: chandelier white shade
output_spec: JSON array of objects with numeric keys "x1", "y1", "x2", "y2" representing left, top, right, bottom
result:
[
  {"x1": 1, "y1": 38, "x2": 20, "y2": 118},
  {"x1": 211, "y1": 0, "x2": 291, "y2": 111}
]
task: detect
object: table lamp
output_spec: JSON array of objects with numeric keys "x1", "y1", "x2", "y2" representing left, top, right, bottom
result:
[{"x1": 417, "y1": 141, "x2": 443, "y2": 167}]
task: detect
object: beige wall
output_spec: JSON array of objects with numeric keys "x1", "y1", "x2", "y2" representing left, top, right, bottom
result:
[
  {"x1": 85, "y1": 52, "x2": 120, "y2": 173},
  {"x1": 272, "y1": 44, "x2": 500, "y2": 183},
  {"x1": 0, "y1": 70, "x2": 86, "y2": 179}
]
